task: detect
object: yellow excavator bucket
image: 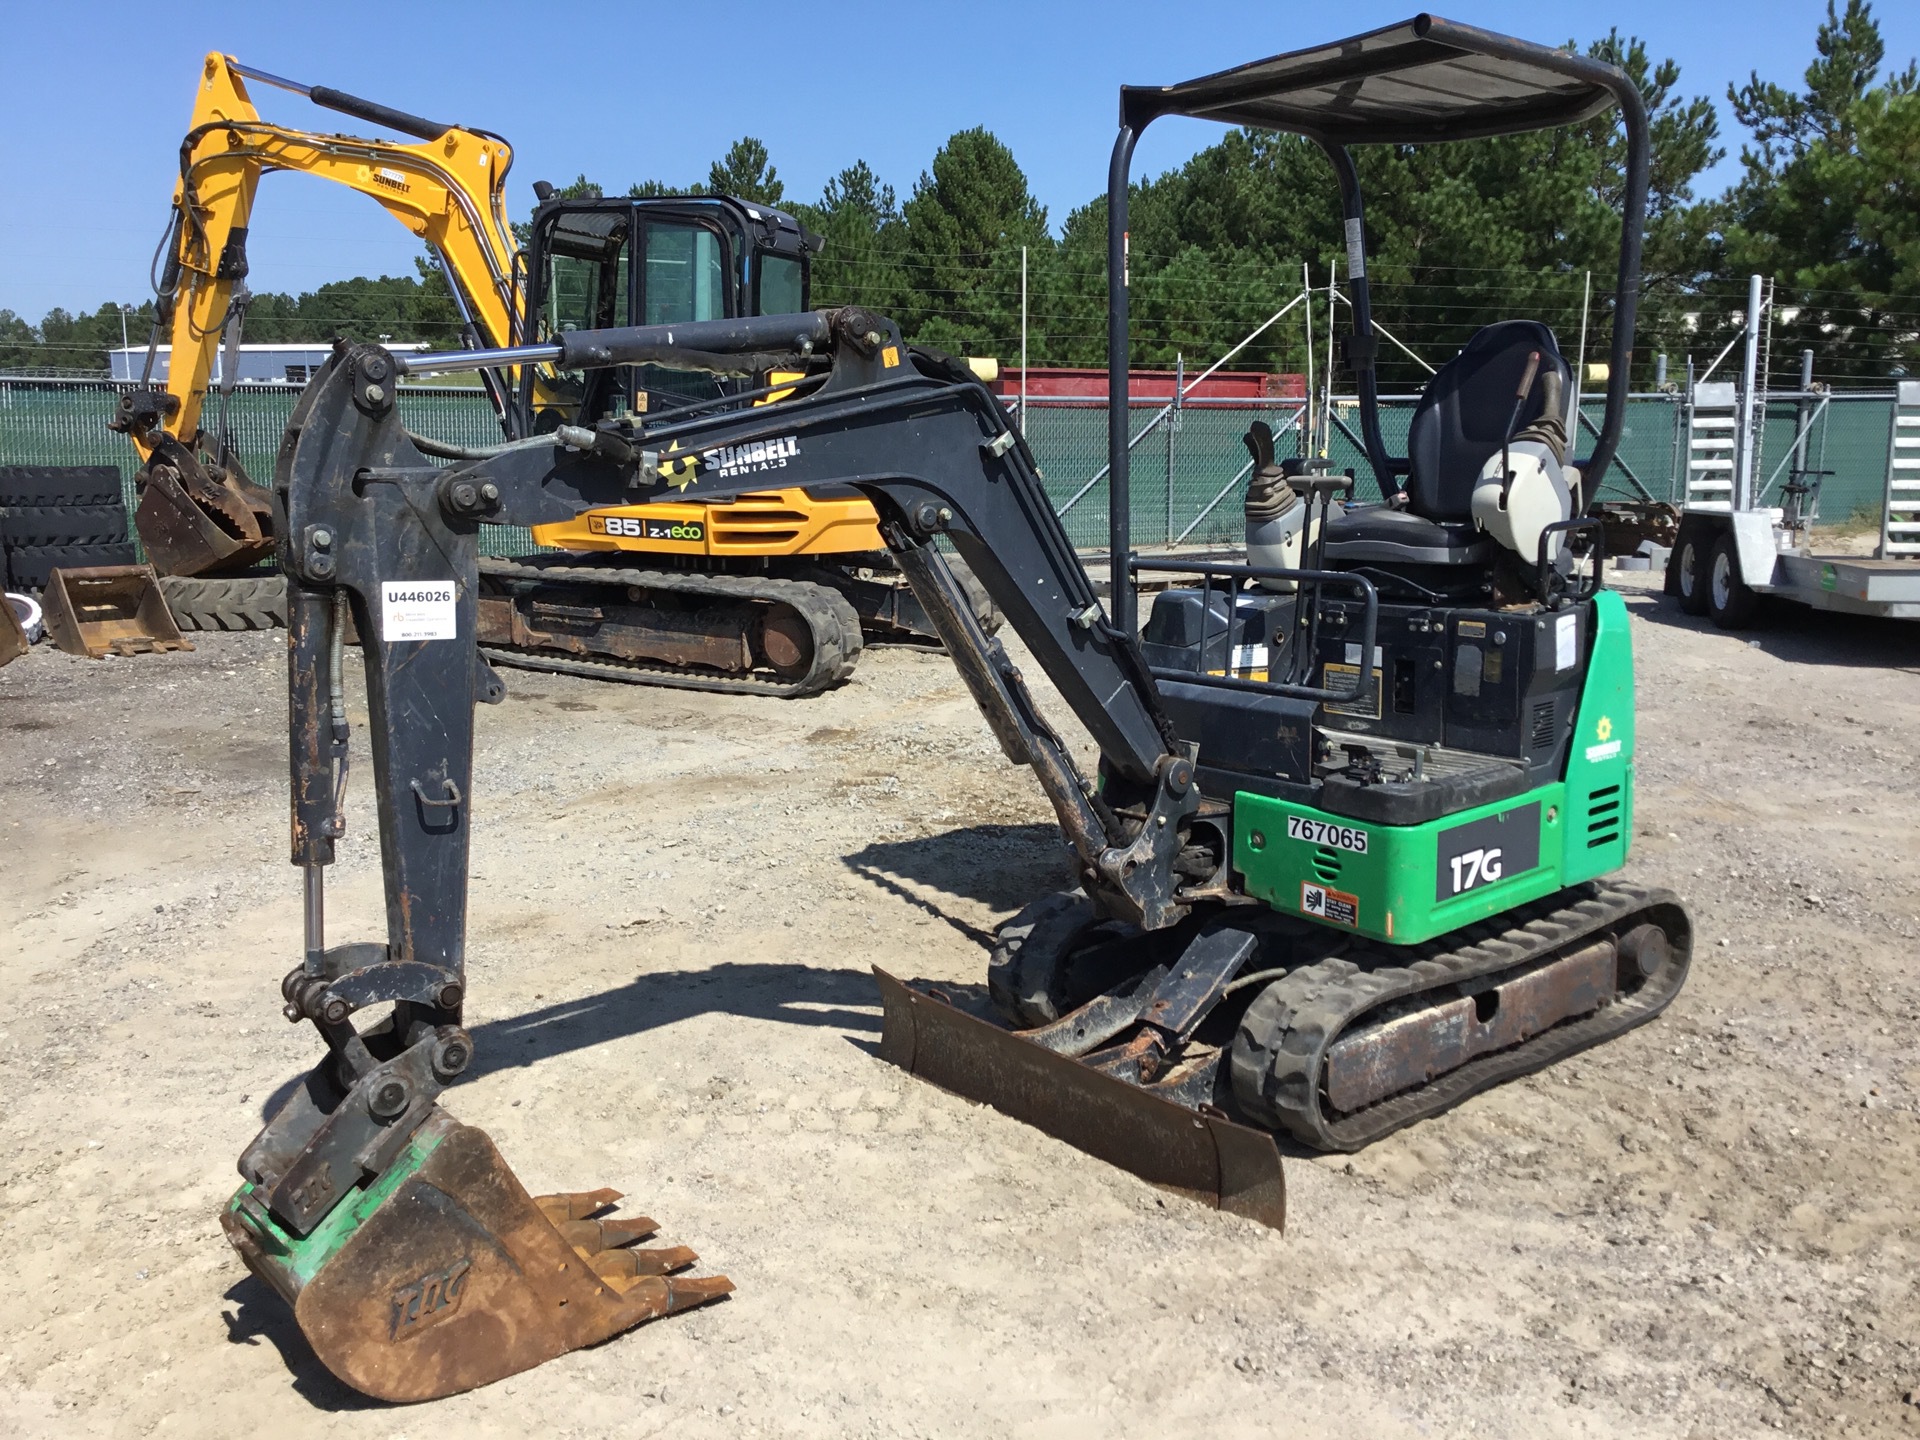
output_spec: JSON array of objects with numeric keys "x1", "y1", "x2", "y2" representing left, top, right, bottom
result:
[{"x1": 221, "y1": 1111, "x2": 731, "y2": 1403}]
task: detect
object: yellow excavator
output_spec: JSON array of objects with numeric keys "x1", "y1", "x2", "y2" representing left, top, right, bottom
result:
[{"x1": 115, "y1": 54, "x2": 989, "y2": 695}]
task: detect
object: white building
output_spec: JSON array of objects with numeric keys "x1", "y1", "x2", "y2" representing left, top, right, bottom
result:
[{"x1": 108, "y1": 342, "x2": 429, "y2": 385}]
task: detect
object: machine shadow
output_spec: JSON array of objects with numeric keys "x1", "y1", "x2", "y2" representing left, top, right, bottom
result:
[
  {"x1": 840, "y1": 822, "x2": 1066, "y2": 947},
  {"x1": 258, "y1": 962, "x2": 882, "y2": 1118},
  {"x1": 1621, "y1": 587, "x2": 1920, "y2": 670},
  {"x1": 221, "y1": 1274, "x2": 389, "y2": 1411},
  {"x1": 467, "y1": 962, "x2": 882, "y2": 1081}
]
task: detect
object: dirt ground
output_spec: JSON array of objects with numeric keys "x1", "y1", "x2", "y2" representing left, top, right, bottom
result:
[{"x1": 2, "y1": 569, "x2": 1918, "y2": 1439}]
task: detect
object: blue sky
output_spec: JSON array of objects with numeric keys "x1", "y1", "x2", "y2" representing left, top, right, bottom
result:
[{"x1": 2, "y1": 1, "x2": 1914, "y2": 322}]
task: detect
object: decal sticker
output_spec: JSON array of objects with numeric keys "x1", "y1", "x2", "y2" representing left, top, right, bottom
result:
[
  {"x1": 1210, "y1": 643, "x2": 1270, "y2": 680},
  {"x1": 1456, "y1": 620, "x2": 1487, "y2": 639},
  {"x1": 1583, "y1": 714, "x2": 1621, "y2": 763},
  {"x1": 1286, "y1": 816, "x2": 1370, "y2": 854},
  {"x1": 381, "y1": 580, "x2": 456, "y2": 642},
  {"x1": 1321, "y1": 661, "x2": 1382, "y2": 719},
  {"x1": 881, "y1": 345, "x2": 901, "y2": 368},
  {"x1": 588, "y1": 514, "x2": 706, "y2": 543},
  {"x1": 1555, "y1": 611, "x2": 1577, "y2": 670},
  {"x1": 659, "y1": 446, "x2": 700, "y2": 491},
  {"x1": 1301, "y1": 881, "x2": 1361, "y2": 928},
  {"x1": 1435, "y1": 802, "x2": 1541, "y2": 901},
  {"x1": 703, "y1": 435, "x2": 799, "y2": 480}
]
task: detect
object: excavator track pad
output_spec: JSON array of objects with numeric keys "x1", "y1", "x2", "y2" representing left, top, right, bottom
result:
[{"x1": 221, "y1": 1110, "x2": 731, "y2": 1403}]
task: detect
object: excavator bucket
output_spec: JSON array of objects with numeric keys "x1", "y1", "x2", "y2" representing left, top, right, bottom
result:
[
  {"x1": 221, "y1": 1110, "x2": 732, "y2": 1403},
  {"x1": 131, "y1": 443, "x2": 277, "y2": 578},
  {"x1": 41, "y1": 565, "x2": 193, "y2": 658},
  {"x1": 0, "y1": 595, "x2": 29, "y2": 667},
  {"x1": 875, "y1": 969, "x2": 1286, "y2": 1230}
]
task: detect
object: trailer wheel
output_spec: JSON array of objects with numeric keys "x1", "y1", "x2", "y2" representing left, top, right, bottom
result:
[
  {"x1": 1706, "y1": 533, "x2": 1761, "y2": 630},
  {"x1": 1670, "y1": 532, "x2": 1710, "y2": 615}
]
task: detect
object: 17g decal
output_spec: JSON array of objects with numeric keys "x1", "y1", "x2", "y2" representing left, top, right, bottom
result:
[
  {"x1": 1446, "y1": 846, "x2": 1503, "y2": 895},
  {"x1": 1434, "y1": 802, "x2": 1540, "y2": 902}
]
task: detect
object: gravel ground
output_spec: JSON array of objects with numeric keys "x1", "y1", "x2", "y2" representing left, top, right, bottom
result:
[{"x1": 1, "y1": 570, "x2": 1917, "y2": 1438}]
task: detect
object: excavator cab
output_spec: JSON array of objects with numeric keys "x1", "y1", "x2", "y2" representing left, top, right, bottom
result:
[{"x1": 518, "y1": 193, "x2": 818, "y2": 430}]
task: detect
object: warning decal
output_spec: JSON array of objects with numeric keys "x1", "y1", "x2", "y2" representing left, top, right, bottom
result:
[{"x1": 1301, "y1": 881, "x2": 1361, "y2": 929}]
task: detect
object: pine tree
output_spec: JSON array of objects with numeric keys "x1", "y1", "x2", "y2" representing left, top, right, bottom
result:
[
  {"x1": 1722, "y1": 0, "x2": 1920, "y2": 382},
  {"x1": 897, "y1": 129, "x2": 1051, "y2": 358},
  {"x1": 707, "y1": 138, "x2": 783, "y2": 205}
]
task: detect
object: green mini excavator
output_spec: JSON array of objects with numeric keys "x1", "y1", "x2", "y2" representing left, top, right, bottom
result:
[{"x1": 224, "y1": 14, "x2": 1688, "y2": 1404}]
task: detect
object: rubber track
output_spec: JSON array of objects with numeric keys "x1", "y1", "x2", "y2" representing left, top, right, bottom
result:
[
  {"x1": 1230, "y1": 881, "x2": 1691, "y2": 1152},
  {"x1": 158, "y1": 574, "x2": 288, "y2": 631},
  {"x1": 479, "y1": 559, "x2": 862, "y2": 698}
]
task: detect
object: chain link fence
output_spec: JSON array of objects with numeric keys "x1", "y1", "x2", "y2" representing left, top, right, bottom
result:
[{"x1": 1, "y1": 379, "x2": 1905, "y2": 557}]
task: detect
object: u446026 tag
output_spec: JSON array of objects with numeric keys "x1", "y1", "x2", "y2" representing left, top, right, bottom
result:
[{"x1": 381, "y1": 580, "x2": 457, "y2": 642}]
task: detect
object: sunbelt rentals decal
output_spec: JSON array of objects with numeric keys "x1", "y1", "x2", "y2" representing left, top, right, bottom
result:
[
  {"x1": 1584, "y1": 714, "x2": 1622, "y2": 764},
  {"x1": 705, "y1": 434, "x2": 800, "y2": 479}
]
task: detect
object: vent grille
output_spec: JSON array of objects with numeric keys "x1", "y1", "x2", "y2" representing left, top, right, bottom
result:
[
  {"x1": 1530, "y1": 700, "x2": 1558, "y2": 750},
  {"x1": 1312, "y1": 847, "x2": 1342, "y2": 882},
  {"x1": 1585, "y1": 783, "x2": 1622, "y2": 850}
]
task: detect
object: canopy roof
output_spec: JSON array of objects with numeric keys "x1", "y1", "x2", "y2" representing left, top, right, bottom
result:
[{"x1": 1120, "y1": 14, "x2": 1630, "y2": 144}]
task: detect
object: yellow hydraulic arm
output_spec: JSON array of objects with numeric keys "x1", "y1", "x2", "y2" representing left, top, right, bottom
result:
[{"x1": 125, "y1": 53, "x2": 520, "y2": 460}]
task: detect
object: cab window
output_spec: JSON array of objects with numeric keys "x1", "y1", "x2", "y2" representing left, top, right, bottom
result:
[
  {"x1": 756, "y1": 252, "x2": 806, "y2": 316},
  {"x1": 644, "y1": 224, "x2": 726, "y2": 324},
  {"x1": 637, "y1": 221, "x2": 730, "y2": 405},
  {"x1": 529, "y1": 209, "x2": 632, "y2": 426}
]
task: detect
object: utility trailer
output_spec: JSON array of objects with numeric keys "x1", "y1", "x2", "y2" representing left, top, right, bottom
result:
[{"x1": 1666, "y1": 276, "x2": 1920, "y2": 626}]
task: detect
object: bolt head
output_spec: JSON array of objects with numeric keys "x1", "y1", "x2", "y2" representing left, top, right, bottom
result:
[
  {"x1": 370, "y1": 1079, "x2": 410, "y2": 1118},
  {"x1": 479, "y1": 482, "x2": 499, "y2": 503},
  {"x1": 311, "y1": 528, "x2": 333, "y2": 550},
  {"x1": 363, "y1": 382, "x2": 388, "y2": 406}
]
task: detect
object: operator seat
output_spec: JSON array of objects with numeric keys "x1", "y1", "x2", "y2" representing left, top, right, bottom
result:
[{"x1": 1323, "y1": 321, "x2": 1570, "y2": 569}]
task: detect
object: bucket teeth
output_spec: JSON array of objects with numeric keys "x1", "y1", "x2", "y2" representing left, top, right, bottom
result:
[
  {"x1": 534, "y1": 1187, "x2": 624, "y2": 1221},
  {"x1": 586, "y1": 1244, "x2": 699, "y2": 1280},
  {"x1": 662, "y1": 1275, "x2": 737, "y2": 1310},
  {"x1": 556, "y1": 1215, "x2": 660, "y2": 1251}
]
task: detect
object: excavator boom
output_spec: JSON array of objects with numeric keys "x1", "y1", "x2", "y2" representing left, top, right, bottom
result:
[
  {"x1": 110, "y1": 55, "x2": 519, "y2": 580},
  {"x1": 124, "y1": 54, "x2": 518, "y2": 456}
]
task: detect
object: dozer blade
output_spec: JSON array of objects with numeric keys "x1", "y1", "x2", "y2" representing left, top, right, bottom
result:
[
  {"x1": 875, "y1": 968, "x2": 1285, "y2": 1230},
  {"x1": 220, "y1": 1110, "x2": 732, "y2": 1403},
  {"x1": 41, "y1": 565, "x2": 193, "y2": 658}
]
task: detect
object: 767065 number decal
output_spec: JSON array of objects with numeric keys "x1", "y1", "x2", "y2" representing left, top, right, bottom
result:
[{"x1": 1286, "y1": 816, "x2": 1369, "y2": 854}]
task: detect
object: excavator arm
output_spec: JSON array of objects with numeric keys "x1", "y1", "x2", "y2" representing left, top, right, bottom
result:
[
  {"x1": 228, "y1": 311, "x2": 1211, "y2": 1399},
  {"x1": 114, "y1": 54, "x2": 520, "y2": 575}
]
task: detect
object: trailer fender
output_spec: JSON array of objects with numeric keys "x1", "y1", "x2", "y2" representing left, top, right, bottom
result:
[{"x1": 1729, "y1": 510, "x2": 1784, "y2": 592}]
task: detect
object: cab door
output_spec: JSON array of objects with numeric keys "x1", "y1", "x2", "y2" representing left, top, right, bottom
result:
[{"x1": 633, "y1": 215, "x2": 733, "y2": 410}]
